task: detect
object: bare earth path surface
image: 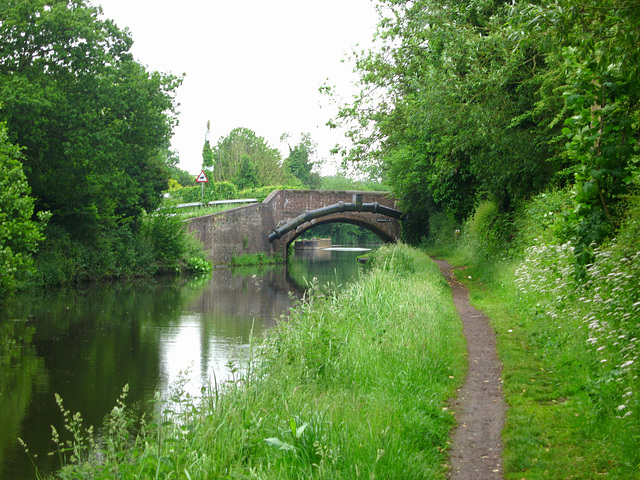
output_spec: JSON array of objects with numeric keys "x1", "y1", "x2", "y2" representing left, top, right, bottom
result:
[{"x1": 435, "y1": 259, "x2": 507, "y2": 480}]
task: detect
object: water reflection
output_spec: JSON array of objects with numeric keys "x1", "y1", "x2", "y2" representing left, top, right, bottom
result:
[
  {"x1": 287, "y1": 247, "x2": 370, "y2": 290},
  {"x1": 0, "y1": 248, "x2": 371, "y2": 479},
  {"x1": 158, "y1": 267, "x2": 293, "y2": 399},
  {"x1": 0, "y1": 319, "x2": 46, "y2": 480}
]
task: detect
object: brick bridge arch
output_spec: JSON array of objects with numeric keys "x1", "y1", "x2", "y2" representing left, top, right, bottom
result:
[{"x1": 185, "y1": 189, "x2": 403, "y2": 265}]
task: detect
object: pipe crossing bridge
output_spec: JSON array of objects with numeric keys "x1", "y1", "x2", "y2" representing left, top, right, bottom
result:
[{"x1": 185, "y1": 189, "x2": 404, "y2": 265}]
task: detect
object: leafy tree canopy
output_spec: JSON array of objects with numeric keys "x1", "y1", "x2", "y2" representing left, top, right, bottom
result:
[
  {"x1": 282, "y1": 132, "x2": 321, "y2": 189},
  {"x1": 206, "y1": 127, "x2": 286, "y2": 187},
  {"x1": 0, "y1": 121, "x2": 46, "y2": 300},
  {"x1": 235, "y1": 155, "x2": 259, "y2": 190},
  {"x1": 0, "y1": 0, "x2": 181, "y2": 239},
  {"x1": 520, "y1": 0, "x2": 640, "y2": 260},
  {"x1": 328, "y1": 0, "x2": 639, "y2": 248}
]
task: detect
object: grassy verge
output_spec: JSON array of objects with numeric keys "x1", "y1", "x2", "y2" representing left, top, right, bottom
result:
[
  {"x1": 455, "y1": 260, "x2": 639, "y2": 479},
  {"x1": 38, "y1": 244, "x2": 466, "y2": 479},
  {"x1": 429, "y1": 192, "x2": 640, "y2": 479}
]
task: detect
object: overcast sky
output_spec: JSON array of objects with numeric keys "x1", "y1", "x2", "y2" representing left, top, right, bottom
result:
[{"x1": 95, "y1": 0, "x2": 379, "y2": 175}]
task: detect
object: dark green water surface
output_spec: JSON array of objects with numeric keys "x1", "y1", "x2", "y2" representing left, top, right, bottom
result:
[{"x1": 0, "y1": 248, "x2": 370, "y2": 479}]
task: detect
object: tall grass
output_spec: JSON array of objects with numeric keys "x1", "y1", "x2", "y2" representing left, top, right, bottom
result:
[{"x1": 34, "y1": 244, "x2": 465, "y2": 479}]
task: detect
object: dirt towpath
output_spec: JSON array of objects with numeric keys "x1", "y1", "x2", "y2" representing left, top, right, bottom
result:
[{"x1": 435, "y1": 259, "x2": 506, "y2": 480}]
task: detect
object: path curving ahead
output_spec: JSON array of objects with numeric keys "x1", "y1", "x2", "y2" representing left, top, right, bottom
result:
[{"x1": 435, "y1": 259, "x2": 506, "y2": 480}]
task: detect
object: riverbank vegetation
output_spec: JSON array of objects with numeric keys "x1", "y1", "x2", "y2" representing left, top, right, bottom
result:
[
  {"x1": 425, "y1": 189, "x2": 640, "y2": 479},
  {"x1": 0, "y1": 0, "x2": 213, "y2": 299},
  {"x1": 31, "y1": 244, "x2": 465, "y2": 479},
  {"x1": 229, "y1": 251, "x2": 284, "y2": 267},
  {"x1": 330, "y1": 0, "x2": 639, "y2": 477}
]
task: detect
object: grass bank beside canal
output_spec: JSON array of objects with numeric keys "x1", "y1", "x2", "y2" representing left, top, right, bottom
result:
[
  {"x1": 428, "y1": 193, "x2": 640, "y2": 479},
  {"x1": 42, "y1": 244, "x2": 466, "y2": 479},
  {"x1": 456, "y1": 260, "x2": 640, "y2": 480}
]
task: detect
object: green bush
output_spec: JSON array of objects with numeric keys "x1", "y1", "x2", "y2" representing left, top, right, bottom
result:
[
  {"x1": 33, "y1": 223, "x2": 155, "y2": 284},
  {"x1": 185, "y1": 255, "x2": 212, "y2": 274},
  {"x1": 452, "y1": 199, "x2": 516, "y2": 264},
  {"x1": 320, "y1": 175, "x2": 390, "y2": 192},
  {"x1": 141, "y1": 213, "x2": 211, "y2": 274},
  {"x1": 168, "y1": 182, "x2": 238, "y2": 204},
  {"x1": 513, "y1": 188, "x2": 573, "y2": 250},
  {"x1": 167, "y1": 184, "x2": 304, "y2": 204},
  {"x1": 237, "y1": 185, "x2": 300, "y2": 202},
  {"x1": 32, "y1": 214, "x2": 211, "y2": 286},
  {"x1": 31, "y1": 225, "x2": 75, "y2": 286},
  {"x1": 422, "y1": 210, "x2": 461, "y2": 256},
  {"x1": 143, "y1": 213, "x2": 187, "y2": 270},
  {"x1": 0, "y1": 124, "x2": 46, "y2": 301}
]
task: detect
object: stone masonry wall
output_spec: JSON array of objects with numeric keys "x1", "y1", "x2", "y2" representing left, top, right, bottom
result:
[{"x1": 184, "y1": 190, "x2": 401, "y2": 265}]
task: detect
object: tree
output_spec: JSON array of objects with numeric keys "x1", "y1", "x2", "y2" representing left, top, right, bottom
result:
[
  {"x1": 327, "y1": 0, "x2": 569, "y2": 241},
  {"x1": 0, "y1": 0, "x2": 181, "y2": 239},
  {"x1": 235, "y1": 155, "x2": 259, "y2": 190},
  {"x1": 207, "y1": 127, "x2": 286, "y2": 186},
  {"x1": 0, "y1": 122, "x2": 46, "y2": 301},
  {"x1": 518, "y1": 0, "x2": 640, "y2": 259},
  {"x1": 283, "y1": 133, "x2": 321, "y2": 188},
  {"x1": 330, "y1": 0, "x2": 640, "y2": 250},
  {"x1": 202, "y1": 120, "x2": 215, "y2": 169}
]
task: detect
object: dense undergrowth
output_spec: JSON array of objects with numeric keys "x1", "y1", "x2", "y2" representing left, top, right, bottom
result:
[
  {"x1": 30, "y1": 212, "x2": 211, "y2": 287},
  {"x1": 32, "y1": 244, "x2": 465, "y2": 479},
  {"x1": 428, "y1": 187, "x2": 640, "y2": 479}
]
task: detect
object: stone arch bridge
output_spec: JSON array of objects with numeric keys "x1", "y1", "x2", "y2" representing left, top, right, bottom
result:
[{"x1": 185, "y1": 189, "x2": 404, "y2": 265}]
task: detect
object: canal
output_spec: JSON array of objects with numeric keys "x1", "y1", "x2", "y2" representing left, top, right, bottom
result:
[{"x1": 0, "y1": 248, "x2": 373, "y2": 479}]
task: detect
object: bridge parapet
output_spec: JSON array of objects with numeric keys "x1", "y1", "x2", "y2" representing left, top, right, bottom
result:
[{"x1": 185, "y1": 189, "x2": 402, "y2": 265}]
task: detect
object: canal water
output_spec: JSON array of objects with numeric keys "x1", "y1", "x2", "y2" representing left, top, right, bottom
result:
[{"x1": 0, "y1": 248, "x2": 373, "y2": 479}]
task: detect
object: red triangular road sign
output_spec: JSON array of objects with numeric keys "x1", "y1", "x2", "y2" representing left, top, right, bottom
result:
[{"x1": 195, "y1": 170, "x2": 209, "y2": 183}]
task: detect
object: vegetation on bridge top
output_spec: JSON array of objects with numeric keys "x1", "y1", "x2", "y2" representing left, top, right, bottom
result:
[{"x1": 162, "y1": 178, "x2": 392, "y2": 223}]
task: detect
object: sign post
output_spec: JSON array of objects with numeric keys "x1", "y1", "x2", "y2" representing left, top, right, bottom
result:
[{"x1": 195, "y1": 170, "x2": 209, "y2": 198}]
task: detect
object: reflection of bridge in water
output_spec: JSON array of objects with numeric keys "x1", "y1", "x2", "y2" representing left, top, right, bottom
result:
[{"x1": 185, "y1": 189, "x2": 405, "y2": 265}]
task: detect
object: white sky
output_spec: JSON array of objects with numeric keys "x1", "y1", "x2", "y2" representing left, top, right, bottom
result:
[{"x1": 94, "y1": 0, "x2": 380, "y2": 175}]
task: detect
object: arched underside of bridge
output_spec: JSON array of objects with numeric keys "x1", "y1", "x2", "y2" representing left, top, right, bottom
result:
[
  {"x1": 285, "y1": 217, "x2": 396, "y2": 246},
  {"x1": 270, "y1": 211, "x2": 402, "y2": 260}
]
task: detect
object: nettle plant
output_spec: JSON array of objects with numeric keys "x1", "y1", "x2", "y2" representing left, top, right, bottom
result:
[{"x1": 515, "y1": 240, "x2": 639, "y2": 420}]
